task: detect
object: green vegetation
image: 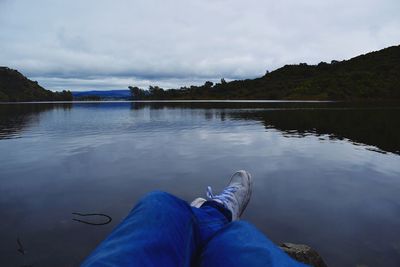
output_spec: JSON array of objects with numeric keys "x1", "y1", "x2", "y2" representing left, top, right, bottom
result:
[
  {"x1": 129, "y1": 45, "x2": 400, "y2": 100},
  {"x1": 0, "y1": 67, "x2": 72, "y2": 102}
]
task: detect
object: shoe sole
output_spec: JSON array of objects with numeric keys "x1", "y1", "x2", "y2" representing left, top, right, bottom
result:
[
  {"x1": 229, "y1": 170, "x2": 252, "y2": 218},
  {"x1": 190, "y1": 197, "x2": 206, "y2": 208}
]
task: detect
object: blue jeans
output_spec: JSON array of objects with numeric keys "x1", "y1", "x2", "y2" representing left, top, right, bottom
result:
[{"x1": 82, "y1": 191, "x2": 308, "y2": 267}]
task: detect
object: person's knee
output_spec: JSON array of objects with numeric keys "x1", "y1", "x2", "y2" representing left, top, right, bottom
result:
[
  {"x1": 138, "y1": 190, "x2": 184, "y2": 209},
  {"x1": 129, "y1": 191, "x2": 193, "y2": 223},
  {"x1": 144, "y1": 190, "x2": 173, "y2": 200}
]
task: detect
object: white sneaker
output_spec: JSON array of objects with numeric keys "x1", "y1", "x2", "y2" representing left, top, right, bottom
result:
[{"x1": 206, "y1": 170, "x2": 253, "y2": 221}]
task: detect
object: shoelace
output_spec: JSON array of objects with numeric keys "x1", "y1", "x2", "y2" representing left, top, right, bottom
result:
[{"x1": 207, "y1": 185, "x2": 238, "y2": 207}]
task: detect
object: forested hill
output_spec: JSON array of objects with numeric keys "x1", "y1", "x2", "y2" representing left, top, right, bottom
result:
[
  {"x1": 0, "y1": 67, "x2": 72, "y2": 102},
  {"x1": 129, "y1": 45, "x2": 400, "y2": 100}
]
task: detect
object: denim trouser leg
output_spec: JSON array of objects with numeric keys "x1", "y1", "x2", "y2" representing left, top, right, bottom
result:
[
  {"x1": 199, "y1": 221, "x2": 309, "y2": 267},
  {"x1": 191, "y1": 201, "x2": 230, "y2": 246},
  {"x1": 82, "y1": 191, "x2": 203, "y2": 267},
  {"x1": 82, "y1": 191, "x2": 306, "y2": 267}
]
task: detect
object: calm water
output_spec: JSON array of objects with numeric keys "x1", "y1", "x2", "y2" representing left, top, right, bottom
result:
[{"x1": 1, "y1": 101, "x2": 400, "y2": 267}]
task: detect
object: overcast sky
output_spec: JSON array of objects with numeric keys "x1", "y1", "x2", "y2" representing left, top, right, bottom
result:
[{"x1": 1, "y1": 0, "x2": 399, "y2": 91}]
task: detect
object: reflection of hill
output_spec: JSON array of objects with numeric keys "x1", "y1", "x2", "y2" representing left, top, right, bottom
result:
[
  {"x1": 1, "y1": 101, "x2": 399, "y2": 155},
  {"x1": 130, "y1": 101, "x2": 400, "y2": 155},
  {"x1": 232, "y1": 108, "x2": 400, "y2": 155},
  {"x1": 129, "y1": 101, "x2": 338, "y2": 110},
  {"x1": 0, "y1": 104, "x2": 71, "y2": 139}
]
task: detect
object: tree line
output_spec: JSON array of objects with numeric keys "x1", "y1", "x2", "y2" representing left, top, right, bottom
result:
[{"x1": 128, "y1": 45, "x2": 400, "y2": 101}]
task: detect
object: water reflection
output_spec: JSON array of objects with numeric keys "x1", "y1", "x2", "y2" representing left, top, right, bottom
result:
[
  {"x1": 0, "y1": 102, "x2": 399, "y2": 267},
  {"x1": 130, "y1": 101, "x2": 400, "y2": 154},
  {"x1": 0, "y1": 104, "x2": 72, "y2": 139},
  {"x1": 1, "y1": 102, "x2": 398, "y2": 154},
  {"x1": 232, "y1": 108, "x2": 400, "y2": 155}
]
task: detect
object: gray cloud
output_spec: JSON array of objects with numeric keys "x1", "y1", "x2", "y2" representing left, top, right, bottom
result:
[{"x1": 1, "y1": 0, "x2": 399, "y2": 91}]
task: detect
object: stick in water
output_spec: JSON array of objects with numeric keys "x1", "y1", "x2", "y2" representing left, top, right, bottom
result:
[{"x1": 72, "y1": 212, "x2": 112, "y2": 225}]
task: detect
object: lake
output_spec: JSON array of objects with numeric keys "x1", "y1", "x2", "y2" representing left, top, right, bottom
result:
[{"x1": 1, "y1": 101, "x2": 400, "y2": 267}]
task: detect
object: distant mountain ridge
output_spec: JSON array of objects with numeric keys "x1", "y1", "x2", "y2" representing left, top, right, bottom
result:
[
  {"x1": 72, "y1": 90, "x2": 130, "y2": 99},
  {"x1": 0, "y1": 67, "x2": 72, "y2": 102}
]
